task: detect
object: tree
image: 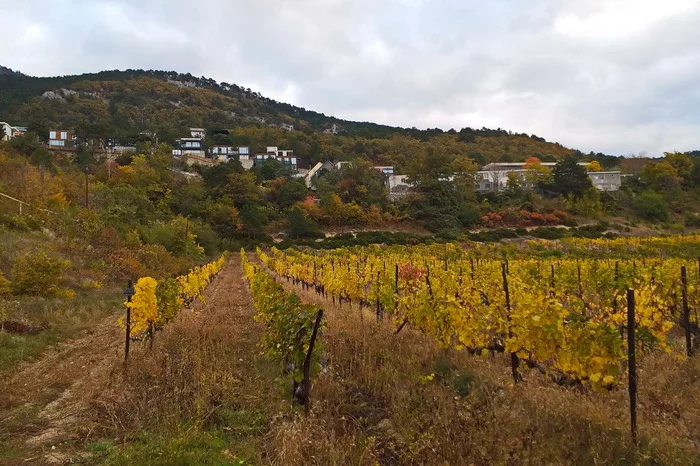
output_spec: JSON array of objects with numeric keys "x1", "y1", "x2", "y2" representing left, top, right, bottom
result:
[
  {"x1": 664, "y1": 152, "x2": 693, "y2": 185},
  {"x1": 587, "y1": 160, "x2": 603, "y2": 172},
  {"x1": 272, "y1": 179, "x2": 309, "y2": 210},
  {"x1": 239, "y1": 204, "x2": 267, "y2": 238},
  {"x1": 522, "y1": 156, "x2": 551, "y2": 187},
  {"x1": 639, "y1": 161, "x2": 681, "y2": 190},
  {"x1": 504, "y1": 171, "x2": 525, "y2": 198},
  {"x1": 549, "y1": 156, "x2": 592, "y2": 198},
  {"x1": 287, "y1": 207, "x2": 322, "y2": 239}
]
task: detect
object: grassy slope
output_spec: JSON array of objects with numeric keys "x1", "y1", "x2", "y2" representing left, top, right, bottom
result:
[{"x1": 0, "y1": 230, "x2": 122, "y2": 370}]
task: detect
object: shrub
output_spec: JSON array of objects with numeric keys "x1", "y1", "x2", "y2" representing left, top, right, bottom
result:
[
  {"x1": 0, "y1": 214, "x2": 40, "y2": 232},
  {"x1": 0, "y1": 271, "x2": 10, "y2": 297},
  {"x1": 634, "y1": 192, "x2": 669, "y2": 223},
  {"x1": 10, "y1": 251, "x2": 70, "y2": 297},
  {"x1": 685, "y1": 213, "x2": 700, "y2": 228}
]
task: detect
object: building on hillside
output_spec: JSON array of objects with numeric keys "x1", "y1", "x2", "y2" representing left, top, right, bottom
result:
[
  {"x1": 189, "y1": 128, "x2": 206, "y2": 138},
  {"x1": 477, "y1": 162, "x2": 621, "y2": 193},
  {"x1": 106, "y1": 138, "x2": 137, "y2": 153},
  {"x1": 588, "y1": 171, "x2": 622, "y2": 191},
  {"x1": 254, "y1": 146, "x2": 298, "y2": 171},
  {"x1": 387, "y1": 174, "x2": 414, "y2": 200},
  {"x1": 304, "y1": 160, "x2": 349, "y2": 188},
  {"x1": 210, "y1": 145, "x2": 235, "y2": 159},
  {"x1": 173, "y1": 138, "x2": 206, "y2": 157},
  {"x1": 1, "y1": 122, "x2": 27, "y2": 141},
  {"x1": 48, "y1": 130, "x2": 75, "y2": 148},
  {"x1": 374, "y1": 166, "x2": 395, "y2": 175}
]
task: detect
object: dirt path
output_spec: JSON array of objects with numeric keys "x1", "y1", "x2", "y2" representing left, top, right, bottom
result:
[
  {"x1": 0, "y1": 308, "x2": 123, "y2": 464},
  {"x1": 0, "y1": 258, "x2": 252, "y2": 465}
]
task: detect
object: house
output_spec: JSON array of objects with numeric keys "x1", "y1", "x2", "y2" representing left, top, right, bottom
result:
[
  {"x1": 588, "y1": 171, "x2": 622, "y2": 191},
  {"x1": 1, "y1": 122, "x2": 27, "y2": 141},
  {"x1": 173, "y1": 138, "x2": 206, "y2": 157},
  {"x1": 106, "y1": 138, "x2": 137, "y2": 153},
  {"x1": 374, "y1": 166, "x2": 395, "y2": 175},
  {"x1": 304, "y1": 160, "x2": 347, "y2": 188},
  {"x1": 210, "y1": 145, "x2": 235, "y2": 160},
  {"x1": 189, "y1": 128, "x2": 206, "y2": 138},
  {"x1": 253, "y1": 147, "x2": 298, "y2": 171},
  {"x1": 477, "y1": 162, "x2": 621, "y2": 193},
  {"x1": 387, "y1": 174, "x2": 414, "y2": 200},
  {"x1": 48, "y1": 130, "x2": 75, "y2": 148}
]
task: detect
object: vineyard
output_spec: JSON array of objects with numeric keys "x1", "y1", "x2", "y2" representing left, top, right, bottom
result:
[
  {"x1": 121, "y1": 254, "x2": 227, "y2": 347},
  {"x1": 241, "y1": 251, "x2": 324, "y2": 409},
  {"x1": 255, "y1": 237, "x2": 699, "y2": 396}
]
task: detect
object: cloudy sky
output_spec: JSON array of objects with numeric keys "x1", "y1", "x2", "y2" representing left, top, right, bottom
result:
[{"x1": 2, "y1": 0, "x2": 700, "y2": 155}]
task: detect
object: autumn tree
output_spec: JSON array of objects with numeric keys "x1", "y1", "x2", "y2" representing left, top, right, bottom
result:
[
  {"x1": 640, "y1": 161, "x2": 681, "y2": 190},
  {"x1": 587, "y1": 160, "x2": 603, "y2": 172}
]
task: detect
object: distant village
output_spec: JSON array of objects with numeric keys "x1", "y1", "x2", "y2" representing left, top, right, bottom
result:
[{"x1": 1, "y1": 123, "x2": 622, "y2": 199}]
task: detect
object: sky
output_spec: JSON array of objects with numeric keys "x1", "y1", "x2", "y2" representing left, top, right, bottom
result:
[{"x1": 2, "y1": 0, "x2": 700, "y2": 156}]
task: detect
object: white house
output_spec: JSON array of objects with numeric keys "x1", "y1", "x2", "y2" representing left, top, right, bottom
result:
[
  {"x1": 588, "y1": 171, "x2": 622, "y2": 191},
  {"x1": 190, "y1": 128, "x2": 206, "y2": 138},
  {"x1": 1, "y1": 122, "x2": 26, "y2": 141},
  {"x1": 477, "y1": 162, "x2": 621, "y2": 193},
  {"x1": 387, "y1": 174, "x2": 414, "y2": 200},
  {"x1": 374, "y1": 166, "x2": 395, "y2": 175}
]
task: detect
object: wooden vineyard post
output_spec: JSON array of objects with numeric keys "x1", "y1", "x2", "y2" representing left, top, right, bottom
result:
[
  {"x1": 502, "y1": 262, "x2": 521, "y2": 384},
  {"x1": 376, "y1": 273, "x2": 383, "y2": 322},
  {"x1": 627, "y1": 289, "x2": 638, "y2": 445},
  {"x1": 123, "y1": 280, "x2": 135, "y2": 365},
  {"x1": 301, "y1": 309, "x2": 324, "y2": 415},
  {"x1": 550, "y1": 264, "x2": 555, "y2": 290},
  {"x1": 681, "y1": 266, "x2": 692, "y2": 356}
]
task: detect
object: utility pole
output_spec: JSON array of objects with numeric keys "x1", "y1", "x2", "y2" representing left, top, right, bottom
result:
[{"x1": 84, "y1": 169, "x2": 89, "y2": 209}]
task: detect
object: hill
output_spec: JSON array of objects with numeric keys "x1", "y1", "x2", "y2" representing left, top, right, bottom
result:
[{"x1": 0, "y1": 68, "x2": 586, "y2": 167}]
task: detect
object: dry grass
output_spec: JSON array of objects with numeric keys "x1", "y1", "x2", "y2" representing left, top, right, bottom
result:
[
  {"x1": 265, "y1": 274, "x2": 700, "y2": 465},
  {"x1": 48, "y1": 256, "x2": 698, "y2": 465},
  {"x1": 91, "y1": 261, "x2": 286, "y2": 463}
]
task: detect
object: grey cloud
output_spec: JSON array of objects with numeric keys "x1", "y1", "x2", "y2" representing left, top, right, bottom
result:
[{"x1": 1, "y1": 0, "x2": 700, "y2": 155}]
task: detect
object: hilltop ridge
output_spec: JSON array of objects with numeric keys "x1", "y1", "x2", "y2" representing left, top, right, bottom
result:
[{"x1": 0, "y1": 68, "x2": 588, "y2": 166}]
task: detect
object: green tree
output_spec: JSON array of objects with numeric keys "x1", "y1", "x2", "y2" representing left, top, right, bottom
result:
[
  {"x1": 287, "y1": 207, "x2": 322, "y2": 239},
  {"x1": 239, "y1": 204, "x2": 267, "y2": 238},
  {"x1": 549, "y1": 156, "x2": 592, "y2": 198},
  {"x1": 272, "y1": 179, "x2": 309, "y2": 210}
]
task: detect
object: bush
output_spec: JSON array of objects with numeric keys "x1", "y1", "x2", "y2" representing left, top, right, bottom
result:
[
  {"x1": 468, "y1": 228, "x2": 520, "y2": 242},
  {"x1": 685, "y1": 213, "x2": 700, "y2": 228},
  {"x1": 634, "y1": 192, "x2": 669, "y2": 223},
  {"x1": 0, "y1": 214, "x2": 41, "y2": 232},
  {"x1": 10, "y1": 251, "x2": 70, "y2": 297},
  {"x1": 0, "y1": 271, "x2": 10, "y2": 297}
]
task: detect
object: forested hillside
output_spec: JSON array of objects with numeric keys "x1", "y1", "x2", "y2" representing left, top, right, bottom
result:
[{"x1": 0, "y1": 68, "x2": 581, "y2": 167}]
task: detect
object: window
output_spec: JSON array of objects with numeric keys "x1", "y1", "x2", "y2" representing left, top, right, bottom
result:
[
  {"x1": 61, "y1": 131, "x2": 68, "y2": 140},
  {"x1": 50, "y1": 131, "x2": 57, "y2": 139}
]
